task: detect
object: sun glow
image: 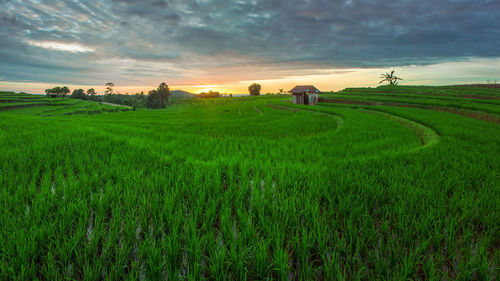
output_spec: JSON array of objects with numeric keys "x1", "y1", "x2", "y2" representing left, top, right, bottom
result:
[{"x1": 193, "y1": 85, "x2": 221, "y2": 93}]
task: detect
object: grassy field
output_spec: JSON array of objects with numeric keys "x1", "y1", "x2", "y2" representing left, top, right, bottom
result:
[{"x1": 0, "y1": 87, "x2": 499, "y2": 280}]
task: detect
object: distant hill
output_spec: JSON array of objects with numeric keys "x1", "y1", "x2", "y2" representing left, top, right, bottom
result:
[{"x1": 171, "y1": 90, "x2": 196, "y2": 98}]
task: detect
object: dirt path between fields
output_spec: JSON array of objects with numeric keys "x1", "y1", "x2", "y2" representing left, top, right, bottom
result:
[
  {"x1": 269, "y1": 102, "x2": 439, "y2": 154},
  {"x1": 360, "y1": 108, "x2": 440, "y2": 146},
  {"x1": 253, "y1": 105, "x2": 263, "y2": 116},
  {"x1": 100, "y1": 102, "x2": 132, "y2": 109}
]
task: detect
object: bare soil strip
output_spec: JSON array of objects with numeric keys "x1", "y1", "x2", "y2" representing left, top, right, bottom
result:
[{"x1": 100, "y1": 102, "x2": 132, "y2": 109}]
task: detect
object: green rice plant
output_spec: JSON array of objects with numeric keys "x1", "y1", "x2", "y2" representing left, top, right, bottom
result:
[{"x1": 0, "y1": 87, "x2": 498, "y2": 280}]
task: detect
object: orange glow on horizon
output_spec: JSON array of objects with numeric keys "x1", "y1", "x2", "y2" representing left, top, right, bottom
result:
[
  {"x1": 192, "y1": 85, "x2": 221, "y2": 94},
  {"x1": 1, "y1": 58, "x2": 499, "y2": 95}
]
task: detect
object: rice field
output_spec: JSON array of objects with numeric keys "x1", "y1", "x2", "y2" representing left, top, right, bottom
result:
[
  {"x1": 0, "y1": 91, "x2": 130, "y2": 115},
  {"x1": 0, "y1": 86, "x2": 499, "y2": 280}
]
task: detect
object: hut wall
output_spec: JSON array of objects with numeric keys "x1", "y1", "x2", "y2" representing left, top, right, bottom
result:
[{"x1": 293, "y1": 93, "x2": 304, "y2": 104}]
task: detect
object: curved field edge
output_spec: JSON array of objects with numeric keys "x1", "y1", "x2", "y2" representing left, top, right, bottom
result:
[
  {"x1": 267, "y1": 102, "x2": 345, "y2": 129},
  {"x1": 359, "y1": 108, "x2": 440, "y2": 147},
  {"x1": 319, "y1": 98, "x2": 500, "y2": 124},
  {"x1": 269, "y1": 101, "x2": 439, "y2": 150},
  {"x1": 327, "y1": 91, "x2": 500, "y2": 105},
  {"x1": 341, "y1": 85, "x2": 500, "y2": 98},
  {"x1": 320, "y1": 96, "x2": 500, "y2": 116}
]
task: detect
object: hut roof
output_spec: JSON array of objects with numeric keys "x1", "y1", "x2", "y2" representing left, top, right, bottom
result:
[{"x1": 290, "y1": 85, "x2": 321, "y2": 94}]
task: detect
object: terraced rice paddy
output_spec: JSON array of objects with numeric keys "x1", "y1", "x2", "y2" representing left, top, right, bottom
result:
[
  {"x1": 0, "y1": 91, "x2": 130, "y2": 115},
  {"x1": 0, "y1": 86, "x2": 499, "y2": 280}
]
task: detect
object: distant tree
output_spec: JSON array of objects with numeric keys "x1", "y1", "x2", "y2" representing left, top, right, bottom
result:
[
  {"x1": 146, "y1": 89, "x2": 160, "y2": 108},
  {"x1": 60, "y1": 86, "x2": 70, "y2": 97},
  {"x1": 229, "y1": 93, "x2": 233, "y2": 97},
  {"x1": 279, "y1": 88, "x2": 284, "y2": 94},
  {"x1": 64, "y1": 90, "x2": 151, "y2": 108},
  {"x1": 45, "y1": 87, "x2": 59, "y2": 98},
  {"x1": 134, "y1": 92, "x2": 146, "y2": 107},
  {"x1": 248, "y1": 83, "x2": 261, "y2": 96},
  {"x1": 379, "y1": 70, "x2": 403, "y2": 86},
  {"x1": 123, "y1": 98, "x2": 132, "y2": 106},
  {"x1": 105, "y1": 82, "x2": 114, "y2": 95},
  {"x1": 157, "y1": 82, "x2": 171, "y2": 108},
  {"x1": 45, "y1": 86, "x2": 71, "y2": 98},
  {"x1": 146, "y1": 82, "x2": 171, "y2": 108},
  {"x1": 71, "y1": 88, "x2": 87, "y2": 100},
  {"x1": 87, "y1": 88, "x2": 97, "y2": 101}
]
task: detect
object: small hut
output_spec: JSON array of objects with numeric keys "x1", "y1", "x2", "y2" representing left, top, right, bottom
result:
[{"x1": 290, "y1": 85, "x2": 321, "y2": 105}]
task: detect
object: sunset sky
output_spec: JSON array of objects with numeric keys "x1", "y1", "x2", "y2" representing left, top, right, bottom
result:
[{"x1": 1, "y1": 0, "x2": 499, "y2": 94}]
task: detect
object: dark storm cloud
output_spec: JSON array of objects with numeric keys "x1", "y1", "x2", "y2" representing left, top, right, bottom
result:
[{"x1": 0, "y1": 0, "x2": 499, "y2": 84}]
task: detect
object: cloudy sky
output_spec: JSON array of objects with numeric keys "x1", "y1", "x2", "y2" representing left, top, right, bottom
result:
[{"x1": 0, "y1": 0, "x2": 499, "y2": 94}]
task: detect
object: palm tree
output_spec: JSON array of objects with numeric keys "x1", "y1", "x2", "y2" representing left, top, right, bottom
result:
[
  {"x1": 157, "y1": 82, "x2": 170, "y2": 108},
  {"x1": 105, "y1": 82, "x2": 114, "y2": 95},
  {"x1": 379, "y1": 70, "x2": 403, "y2": 86}
]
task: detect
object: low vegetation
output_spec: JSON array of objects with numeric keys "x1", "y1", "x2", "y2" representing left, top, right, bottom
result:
[
  {"x1": 0, "y1": 86, "x2": 498, "y2": 280},
  {"x1": 198, "y1": 90, "x2": 222, "y2": 98}
]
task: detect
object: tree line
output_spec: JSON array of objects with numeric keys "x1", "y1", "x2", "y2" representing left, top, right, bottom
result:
[
  {"x1": 46, "y1": 82, "x2": 171, "y2": 109},
  {"x1": 198, "y1": 90, "x2": 222, "y2": 98},
  {"x1": 46, "y1": 82, "x2": 267, "y2": 106},
  {"x1": 45, "y1": 86, "x2": 70, "y2": 98},
  {"x1": 198, "y1": 83, "x2": 262, "y2": 98}
]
